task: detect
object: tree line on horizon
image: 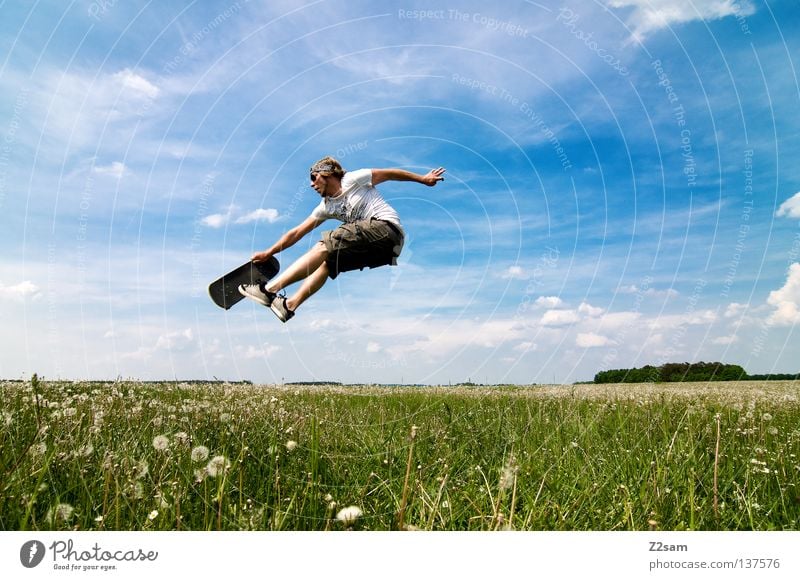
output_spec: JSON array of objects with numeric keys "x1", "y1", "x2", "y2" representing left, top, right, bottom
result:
[{"x1": 594, "y1": 362, "x2": 800, "y2": 384}]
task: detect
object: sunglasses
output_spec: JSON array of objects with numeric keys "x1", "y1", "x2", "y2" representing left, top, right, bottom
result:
[{"x1": 310, "y1": 172, "x2": 321, "y2": 182}]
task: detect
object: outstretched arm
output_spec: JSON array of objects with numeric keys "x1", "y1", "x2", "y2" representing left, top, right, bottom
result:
[
  {"x1": 251, "y1": 215, "x2": 323, "y2": 262},
  {"x1": 372, "y1": 167, "x2": 446, "y2": 187}
]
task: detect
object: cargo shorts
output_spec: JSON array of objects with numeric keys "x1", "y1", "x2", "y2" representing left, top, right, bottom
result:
[{"x1": 321, "y1": 218, "x2": 404, "y2": 279}]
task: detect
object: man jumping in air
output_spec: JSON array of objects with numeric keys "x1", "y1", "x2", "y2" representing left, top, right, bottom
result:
[{"x1": 239, "y1": 156, "x2": 446, "y2": 322}]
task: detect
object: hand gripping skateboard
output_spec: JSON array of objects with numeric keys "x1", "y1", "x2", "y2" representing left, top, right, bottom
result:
[{"x1": 208, "y1": 257, "x2": 280, "y2": 310}]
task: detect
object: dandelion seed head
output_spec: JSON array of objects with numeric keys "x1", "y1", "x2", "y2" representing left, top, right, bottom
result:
[
  {"x1": 762, "y1": 413, "x2": 773, "y2": 422},
  {"x1": 191, "y1": 445, "x2": 209, "y2": 462},
  {"x1": 152, "y1": 435, "x2": 170, "y2": 451},
  {"x1": 132, "y1": 481, "x2": 144, "y2": 499},
  {"x1": 285, "y1": 440, "x2": 297, "y2": 452},
  {"x1": 173, "y1": 432, "x2": 190, "y2": 447},
  {"x1": 206, "y1": 455, "x2": 231, "y2": 477},
  {"x1": 336, "y1": 505, "x2": 363, "y2": 526},
  {"x1": 77, "y1": 444, "x2": 94, "y2": 458},
  {"x1": 131, "y1": 460, "x2": 149, "y2": 480},
  {"x1": 47, "y1": 503, "x2": 74, "y2": 524}
]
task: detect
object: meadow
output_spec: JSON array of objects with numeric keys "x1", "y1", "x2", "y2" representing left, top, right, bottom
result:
[{"x1": 1, "y1": 377, "x2": 799, "y2": 531}]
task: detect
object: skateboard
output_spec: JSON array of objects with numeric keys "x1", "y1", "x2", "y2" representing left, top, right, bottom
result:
[{"x1": 208, "y1": 257, "x2": 280, "y2": 310}]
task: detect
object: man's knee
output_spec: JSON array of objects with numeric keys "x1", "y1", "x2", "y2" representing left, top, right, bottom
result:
[{"x1": 314, "y1": 241, "x2": 329, "y2": 258}]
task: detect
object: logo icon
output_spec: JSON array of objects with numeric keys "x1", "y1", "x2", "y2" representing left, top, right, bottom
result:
[{"x1": 20, "y1": 540, "x2": 46, "y2": 568}]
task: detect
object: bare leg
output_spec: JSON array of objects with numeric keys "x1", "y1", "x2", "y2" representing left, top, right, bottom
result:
[
  {"x1": 266, "y1": 242, "x2": 328, "y2": 293},
  {"x1": 286, "y1": 261, "x2": 329, "y2": 311}
]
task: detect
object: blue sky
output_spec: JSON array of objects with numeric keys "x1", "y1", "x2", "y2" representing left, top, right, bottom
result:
[{"x1": 1, "y1": 0, "x2": 799, "y2": 384}]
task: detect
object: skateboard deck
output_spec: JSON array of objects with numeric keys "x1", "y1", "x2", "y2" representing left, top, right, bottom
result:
[{"x1": 208, "y1": 257, "x2": 280, "y2": 310}]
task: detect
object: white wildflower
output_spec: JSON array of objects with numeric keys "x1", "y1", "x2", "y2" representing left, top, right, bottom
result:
[
  {"x1": 499, "y1": 455, "x2": 518, "y2": 491},
  {"x1": 285, "y1": 440, "x2": 297, "y2": 452},
  {"x1": 47, "y1": 503, "x2": 74, "y2": 525},
  {"x1": 206, "y1": 455, "x2": 231, "y2": 478},
  {"x1": 131, "y1": 460, "x2": 149, "y2": 480},
  {"x1": 152, "y1": 435, "x2": 170, "y2": 452},
  {"x1": 191, "y1": 445, "x2": 209, "y2": 462},
  {"x1": 336, "y1": 505, "x2": 363, "y2": 526},
  {"x1": 173, "y1": 432, "x2": 190, "y2": 447},
  {"x1": 148, "y1": 510, "x2": 159, "y2": 521}
]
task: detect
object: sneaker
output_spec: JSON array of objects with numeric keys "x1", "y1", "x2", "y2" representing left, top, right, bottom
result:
[
  {"x1": 238, "y1": 282, "x2": 275, "y2": 307},
  {"x1": 270, "y1": 295, "x2": 295, "y2": 323}
]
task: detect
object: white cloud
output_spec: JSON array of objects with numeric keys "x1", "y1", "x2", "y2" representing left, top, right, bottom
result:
[
  {"x1": 724, "y1": 302, "x2": 748, "y2": 318},
  {"x1": 513, "y1": 341, "x2": 537, "y2": 352},
  {"x1": 93, "y1": 161, "x2": 127, "y2": 177},
  {"x1": 235, "y1": 208, "x2": 280, "y2": 225},
  {"x1": 242, "y1": 343, "x2": 282, "y2": 359},
  {"x1": 501, "y1": 266, "x2": 528, "y2": 280},
  {"x1": 712, "y1": 335, "x2": 738, "y2": 345},
  {"x1": 578, "y1": 302, "x2": 604, "y2": 317},
  {"x1": 0, "y1": 280, "x2": 41, "y2": 301},
  {"x1": 155, "y1": 328, "x2": 195, "y2": 351},
  {"x1": 203, "y1": 207, "x2": 280, "y2": 228},
  {"x1": 597, "y1": 311, "x2": 642, "y2": 331},
  {"x1": 576, "y1": 333, "x2": 611, "y2": 348},
  {"x1": 649, "y1": 310, "x2": 717, "y2": 330},
  {"x1": 617, "y1": 284, "x2": 679, "y2": 299},
  {"x1": 766, "y1": 263, "x2": 800, "y2": 326},
  {"x1": 541, "y1": 309, "x2": 580, "y2": 326},
  {"x1": 608, "y1": 0, "x2": 756, "y2": 41},
  {"x1": 366, "y1": 341, "x2": 382, "y2": 353},
  {"x1": 113, "y1": 69, "x2": 160, "y2": 100},
  {"x1": 202, "y1": 213, "x2": 230, "y2": 228},
  {"x1": 776, "y1": 192, "x2": 800, "y2": 219},
  {"x1": 535, "y1": 296, "x2": 563, "y2": 309}
]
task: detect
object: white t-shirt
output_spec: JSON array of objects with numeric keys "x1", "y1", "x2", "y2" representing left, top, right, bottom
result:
[{"x1": 310, "y1": 168, "x2": 403, "y2": 231}]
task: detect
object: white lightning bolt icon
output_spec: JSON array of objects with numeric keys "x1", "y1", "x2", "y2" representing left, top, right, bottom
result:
[{"x1": 28, "y1": 543, "x2": 38, "y2": 563}]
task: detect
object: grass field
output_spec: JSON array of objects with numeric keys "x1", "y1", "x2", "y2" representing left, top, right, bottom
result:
[{"x1": 2, "y1": 378, "x2": 799, "y2": 531}]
